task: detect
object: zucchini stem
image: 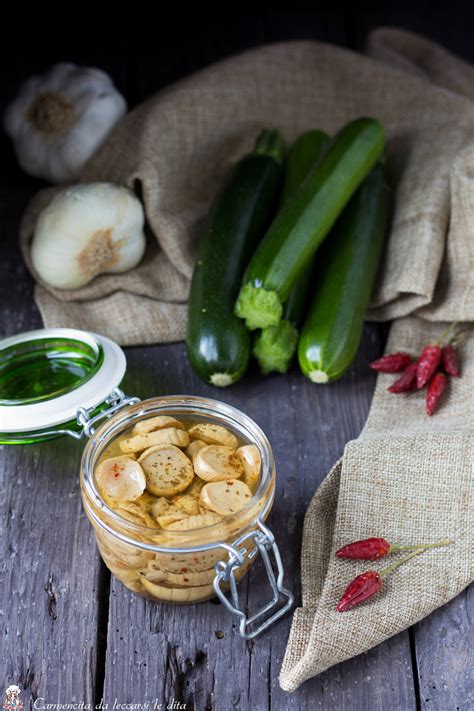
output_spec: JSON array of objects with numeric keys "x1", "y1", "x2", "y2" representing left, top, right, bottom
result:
[
  {"x1": 234, "y1": 283, "x2": 283, "y2": 330},
  {"x1": 253, "y1": 319, "x2": 299, "y2": 374},
  {"x1": 254, "y1": 130, "x2": 286, "y2": 165}
]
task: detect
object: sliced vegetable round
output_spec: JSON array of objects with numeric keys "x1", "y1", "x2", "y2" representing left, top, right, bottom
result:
[
  {"x1": 188, "y1": 423, "x2": 238, "y2": 448},
  {"x1": 132, "y1": 415, "x2": 185, "y2": 435},
  {"x1": 138, "y1": 444, "x2": 194, "y2": 496},
  {"x1": 166, "y1": 513, "x2": 223, "y2": 531},
  {"x1": 193, "y1": 445, "x2": 244, "y2": 482},
  {"x1": 96, "y1": 456, "x2": 146, "y2": 502},
  {"x1": 200, "y1": 479, "x2": 253, "y2": 515},
  {"x1": 236, "y1": 444, "x2": 261, "y2": 487},
  {"x1": 115, "y1": 501, "x2": 157, "y2": 528},
  {"x1": 185, "y1": 439, "x2": 207, "y2": 460},
  {"x1": 156, "y1": 513, "x2": 188, "y2": 529},
  {"x1": 120, "y1": 427, "x2": 189, "y2": 453},
  {"x1": 172, "y1": 493, "x2": 202, "y2": 516}
]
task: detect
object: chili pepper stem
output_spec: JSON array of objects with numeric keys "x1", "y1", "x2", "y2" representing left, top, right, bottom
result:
[
  {"x1": 449, "y1": 330, "x2": 467, "y2": 348},
  {"x1": 390, "y1": 538, "x2": 454, "y2": 553},
  {"x1": 378, "y1": 548, "x2": 425, "y2": 579},
  {"x1": 435, "y1": 321, "x2": 459, "y2": 347}
]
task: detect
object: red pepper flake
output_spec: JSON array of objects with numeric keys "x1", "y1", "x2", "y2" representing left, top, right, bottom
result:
[
  {"x1": 370, "y1": 352, "x2": 412, "y2": 373},
  {"x1": 442, "y1": 345, "x2": 460, "y2": 377},
  {"x1": 387, "y1": 362, "x2": 418, "y2": 393},
  {"x1": 426, "y1": 372, "x2": 447, "y2": 416},
  {"x1": 111, "y1": 463, "x2": 121, "y2": 479},
  {"x1": 416, "y1": 345, "x2": 442, "y2": 389}
]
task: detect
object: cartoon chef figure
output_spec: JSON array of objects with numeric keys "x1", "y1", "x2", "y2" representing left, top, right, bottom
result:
[{"x1": 3, "y1": 686, "x2": 24, "y2": 711}]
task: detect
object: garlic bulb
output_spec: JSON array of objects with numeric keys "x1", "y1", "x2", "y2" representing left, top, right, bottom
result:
[
  {"x1": 4, "y1": 63, "x2": 126, "y2": 183},
  {"x1": 31, "y1": 183, "x2": 146, "y2": 290}
]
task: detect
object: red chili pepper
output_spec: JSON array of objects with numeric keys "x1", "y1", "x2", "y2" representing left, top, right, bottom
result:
[
  {"x1": 426, "y1": 372, "x2": 447, "y2": 416},
  {"x1": 336, "y1": 571, "x2": 382, "y2": 611},
  {"x1": 336, "y1": 537, "x2": 453, "y2": 560},
  {"x1": 416, "y1": 345, "x2": 442, "y2": 389},
  {"x1": 336, "y1": 538, "x2": 390, "y2": 560},
  {"x1": 442, "y1": 345, "x2": 460, "y2": 377},
  {"x1": 337, "y1": 548, "x2": 427, "y2": 612},
  {"x1": 370, "y1": 352, "x2": 412, "y2": 373},
  {"x1": 387, "y1": 362, "x2": 418, "y2": 393}
]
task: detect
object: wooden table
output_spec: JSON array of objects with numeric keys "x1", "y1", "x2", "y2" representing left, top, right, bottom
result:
[{"x1": 1, "y1": 10, "x2": 472, "y2": 709}]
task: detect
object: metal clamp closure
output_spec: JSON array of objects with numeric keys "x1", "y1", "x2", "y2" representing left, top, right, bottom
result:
[
  {"x1": 76, "y1": 388, "x2": 140, "y2": 438},
  {"x1": 213, "y1": 518, "x2": 294, "y2": 640}
]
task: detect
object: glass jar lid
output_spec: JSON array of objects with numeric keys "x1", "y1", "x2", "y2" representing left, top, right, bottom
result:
[{"x1": 0, "y1": 328, "x2": 126, "y2": 437}]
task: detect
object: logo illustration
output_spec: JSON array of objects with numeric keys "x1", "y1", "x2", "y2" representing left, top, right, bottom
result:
[{"x1": 3, "y1": 686, "x2": 24, "y2": 711}]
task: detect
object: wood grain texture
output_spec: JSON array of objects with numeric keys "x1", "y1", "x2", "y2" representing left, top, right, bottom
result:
[
  {"x1": 414, "y1": 585, "x2": 473, "y2": 711},
  {"x1": 0, "y1": 188, "x2": 106, "y2": 705},
  {"x1": 0, "y1": 437, "x2": 103, "y2": 705}
]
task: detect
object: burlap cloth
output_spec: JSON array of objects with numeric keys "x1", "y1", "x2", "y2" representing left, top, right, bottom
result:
[{"x1": 19, "y1": 29, "x2": 473, "y2": 687}]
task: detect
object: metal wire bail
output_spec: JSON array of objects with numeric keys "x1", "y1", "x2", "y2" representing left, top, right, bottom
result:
[
  {"x1": 213, "y1": 518, "x2": 294, "y2": 639},
  {"x1": 76, "y1": 388, "x2": 141, "y2": 438}
]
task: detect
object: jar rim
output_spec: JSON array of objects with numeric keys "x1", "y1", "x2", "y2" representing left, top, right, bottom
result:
[
  {"x1": 80, "y1": 395, "x2": 275, "y2": 551},
  {"x1": 0, "y1": 328, "x2": 126, "y2": 435}
]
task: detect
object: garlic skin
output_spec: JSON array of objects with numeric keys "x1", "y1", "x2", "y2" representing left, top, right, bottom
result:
[
  {"x1": 4, "y1": 63, "x2": 126, "y2": 183},
  {"x1": 31, "y1": 183, "x2": 146, "y2": 290}
]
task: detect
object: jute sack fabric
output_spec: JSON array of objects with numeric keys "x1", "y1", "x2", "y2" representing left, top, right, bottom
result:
[
  {"x1": 279, "y1": 319, "x2": 473, "y2": 690},
  {"x1": 19, "y1": 28, "x2": 474, "y2": 342}
]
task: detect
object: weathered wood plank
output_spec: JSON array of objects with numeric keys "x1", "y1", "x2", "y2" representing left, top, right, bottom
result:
[
  {"x1": 1, "y1": 437, "x2": 103, "y2": 705},
  {"x1": 414, "y1": 585, "x2": 473, "y2": 711},
  {"x1": 0, "y1": 187, "x2": 42, "y2": 337},
  {"x1": 0, "y1": 188, "x2": 105, "y2": 706},
  {"x1": 103, "y1": 327, "x2": 418, "y2": 710}
]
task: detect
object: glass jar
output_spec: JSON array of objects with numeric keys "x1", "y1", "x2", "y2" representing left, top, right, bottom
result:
[{"x1": 1, "y1": 329, "x2": 293, "y2": 639}]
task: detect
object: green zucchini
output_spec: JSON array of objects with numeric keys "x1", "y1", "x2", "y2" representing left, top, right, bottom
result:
[
  {"x1": 280, "y1": 130, "x2": 331, "y2": 204},
  {"x1": 186, "y1": 130, "x2": 285, "y2": 386},
  {"x1": 298, "y1": 162, "x2": 390, "y2": 383},
  {"x1": 235, "y1": 117, "x2": 385, "y2": 330},
  {"x1": 253, "y1": 130, "x2": 330, "y2": 374}
]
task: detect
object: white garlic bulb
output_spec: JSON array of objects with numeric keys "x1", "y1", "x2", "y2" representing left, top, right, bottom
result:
[
  {"x1": 31, "y1": 183, "x2": 146, "y2": 290},
  {"x1": 4, "y1": 63, "x2": 126, "y2": 183}
]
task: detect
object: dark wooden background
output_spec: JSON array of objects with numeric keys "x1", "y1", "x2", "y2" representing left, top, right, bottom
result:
[{"x1": 1, "y1": 4, "x2": 472, "y2": 710}]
